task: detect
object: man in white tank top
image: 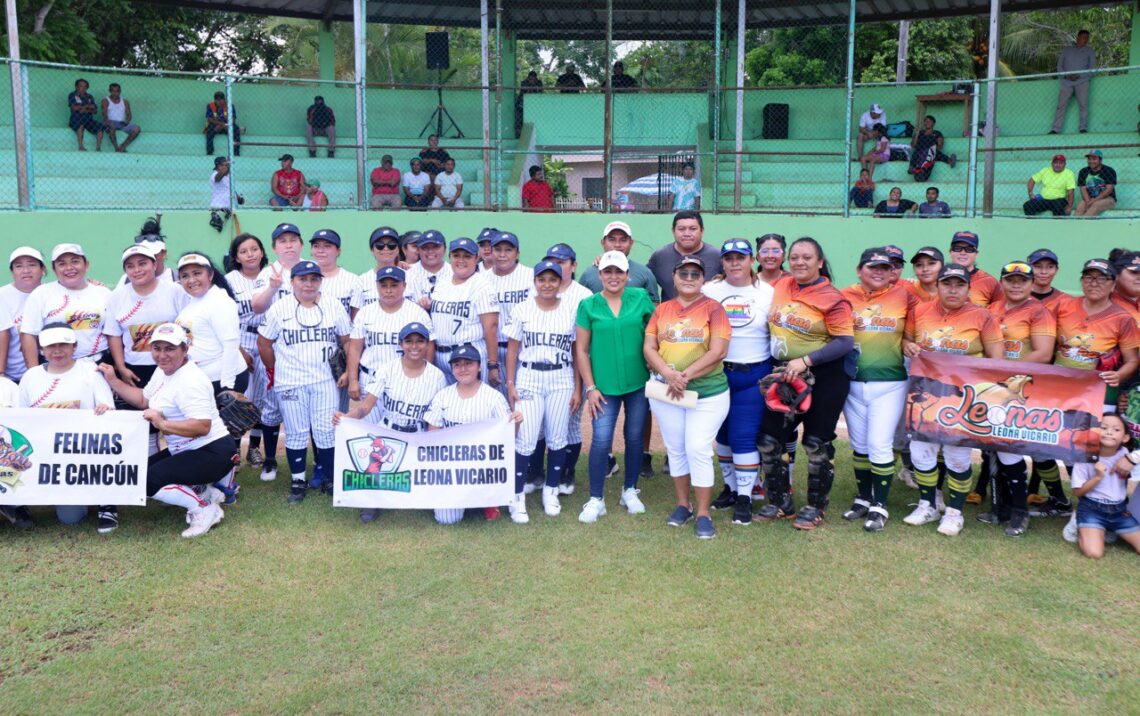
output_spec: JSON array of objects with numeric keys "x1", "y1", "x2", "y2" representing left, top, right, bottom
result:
[{"x1": 100, "y1": 82, "x2": 140, "y2": 152}]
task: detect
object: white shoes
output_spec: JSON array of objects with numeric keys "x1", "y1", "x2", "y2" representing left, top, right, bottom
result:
[
  {"x1": 259, "y1": 466, "x2": 277, "y2": 482},
  {"x1": 935, "y1": 489, "x2": 947, "y2": 513},
  {"x1": 620, "y1": 487, "x2": 646, "y2": 514},
  {"x1": 1062, "y1": 512, "x2": 1078, "y2": 543},
  {"x1": 542, "y1": 486, "x2": 561, "y2": 516},
  {"x1": 204, "y1": 486, "x2": 226, "y2": 506},
  {"x1": 182, "y1": 503, "x2": 223, "y2": 538},
  {"x1": 523, "y1": 480, "x2": 539, "y2": 495},
  {"x1": 509, "y1": 493, "x2": 529, "y2": 524},
  {"x1": 558, "y1": 482, "x2": 575, "y2": 496},
  {"x1": 937, "y1": 507, "x2": 965, "y2": 536},
  {"x1": 578, "y1": 497, "x2": 606, "y2": 523},
  {"x1": 903, "y1": 500, "x2": 941, "y2": 526}
]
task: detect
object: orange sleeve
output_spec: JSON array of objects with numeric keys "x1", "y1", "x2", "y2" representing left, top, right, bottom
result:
[
  {"x1": 905, "y1": 308, "x2": 917, "y2": 341},
  {"x1": 707, "y1": 302, "x2": 733, "y2": 342},
  {"x1": 979, "y1": 311, "x2": 1004, "y2": 345},
  {"x1": 1119, "y1": 314, "x2": 1140, "y2": 350},
  {"x1": 646, "y1": 304, "x2": 663, "y2": 338},
  {"x1": 823, "y1": 297, "x2": 855, "y2": 337},
  {"x1": 1030, "y1": 304, "x2": 1057, "y2": 337}
]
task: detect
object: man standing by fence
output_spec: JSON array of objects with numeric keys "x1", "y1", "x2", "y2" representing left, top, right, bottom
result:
[{"x1": 1051, "y1": 29, "x2": 1095, "y2": 135}]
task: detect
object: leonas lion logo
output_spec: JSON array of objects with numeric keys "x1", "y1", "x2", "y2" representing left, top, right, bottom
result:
[
  {"x1": 0, "y1": 425, "x2": 34, "y2": 493},
  {"x1": 936, "y1": 374, "x2": 1062, "y2": 437}
]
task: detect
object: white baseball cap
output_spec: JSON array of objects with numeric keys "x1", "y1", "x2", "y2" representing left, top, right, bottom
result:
[
  {"x1": 39, "y1": 325, "x2": 77, "y2": 347},
  {"x1": 8, "y1": 246, "x2": 44, "y2": 266},
  {"x1": 121, "y1": 245, "x2": 157, "y2": 264},
  {"x1": 598, "y1": 250, "x2": 630, "y2": 272},
  {"x1": 51, "y1": 243, "x2": 86, "y2": 262},
  {"x1": 603, "y1": 221, "x2": 633, "y2": 239},
  {"x1": 870, "y1": 103, "x2": 883, "y2": 114},
  {"x1": 136, "y1": 236, "x2": 167, "y2": 253},
  {"x1": 177, "y1": 253, "x2": 212, "y2": 270},
  {"x1": 150, "y1": 322, "x2": 188, "y2": 346}
]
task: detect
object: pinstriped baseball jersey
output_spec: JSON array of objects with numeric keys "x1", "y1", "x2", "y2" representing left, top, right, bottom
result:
[
  {"x1": 350, "y1": 300, "x2": 433, "y2": 374},
  {"x1": 226, "y1": 269, "x2": 262, "y2": 353},
  {"x1": 318, "y1": 266, "x2": 362, "y2": 316},
  {"x1": 424, "y1": 382, "x2": 510, "y2": 428},
  {"x1": 405, "y1": 263, "x2": 453, "y2": 304},
  {"x1": 19, "y1": 360, "x2": 114, "y2": 409},
  {"x1": 365, "y1": 358, "x2": 447, "y2": 430},
  {"x1": 254, "y1": 262, "x2": 298, "y2": 307},
  {"x1": 20, "y1": 281, "x2": 112, "y2": 360},
  {"x1": 505, "y1": 297, "x2": 577, "y2": 389},
  {"x1": 530, "y1": 280, "x2": 593, "y2": 314},
  {"x1": 0, "y1": 284, "x2": 34, "y2": 381},
  {"x1": 486, "y1": 265, "x2": 534, "y2": 343},
  {"x1": 259, "y1": 293, "x2": 351, "y2": 388},
  {"x1": 103, "y1": 281, "x2": 187, "y2": 365},
  {"x1": 430, "y1": 272, "x2": 496, "y2": 347}
]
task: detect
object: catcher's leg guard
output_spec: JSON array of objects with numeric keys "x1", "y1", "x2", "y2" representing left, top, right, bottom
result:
[
  {"x1": 804, "y1": 435, "x2": 836, "y2": 510},
  {"x1": 758, "y1": 434, "x2": 788, "y2": 497}
]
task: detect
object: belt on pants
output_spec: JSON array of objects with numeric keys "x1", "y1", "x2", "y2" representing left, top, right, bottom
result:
[
  {"x1": 521, "y1": 361, "x2": 565, "y2": 371},
  {"x1": 245, "y1": 326, "x2": 259, "y2": 334},
  {"x1": 359, "y1": 364, "x2": 373, "y2": 376},
  {"x1": 382, "y1": 420, "x2": 418, "y2": 433},
  {"x1": 436, "y1": 344, "x2": 454, "y2": 353},
  {"x1": 723, "y1": 360, "x2": 767, "y2": 372}
]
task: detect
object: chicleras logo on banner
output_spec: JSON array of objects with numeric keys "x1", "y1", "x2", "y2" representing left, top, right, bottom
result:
[{"x1": 343, "y1": 434, "x2": 411, "y2": 493}]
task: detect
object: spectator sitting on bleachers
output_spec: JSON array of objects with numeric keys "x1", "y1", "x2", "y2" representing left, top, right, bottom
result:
[
  {"x1": 848, "y1": 168, "x2": 875, "y2": 208},
  {"x1": 856, "y1": 103, "x2": 886, "y2": 158},
  {"x1": 1024, "y1": 154, "x2": 1076, "y2": 217},
  {"x1": 669, "y1": 162, "x2": 701, "y2": 211},
  {"x1": 270, "y1": 154, "x2": 305, "y2": 209},
  {"x1": 306, "y1": 95, "x2": 335, "y2": 159},
  {"x1": 100, "y1": 83, "x2": 140, "y2": 153},
  {"x1": 556, "y1": 64, "x2": 586, "y2": 93},
  {"x1": 909, "y1": 115, "x2": 956, "y2": 181},
  {"x1": 918, "y1": 187, "x2": 951, "y2": 217},
  {"x1": 302, "y1": 180, "x2": 327, "y2": 211},
  {"x1": 431, "y1": 158, "x2": 464, "y2": 210},
  {"x1": 209, "y1": 156, "x2": 244, "y2": 232},
  {"x1": 873, "y1": 186, "x2": 917, "y2": 217},
  {"x1": 67, "y1": 78, "x2": 103, "y2": 152},
  {"x1": 521, "y1": 165, "x2": 555, "y2": 212},
  {"x1": 403, "y1": 158, "x2": 433, "y2": 210},
  {"x1": 419, "y1": 134, "x2": 451, "y2": 179},
  {"x1": 1075, "y1": 149, "x2": 1117, "y2": 217},
  {"x1": 205, "y1": 91, "x2": 241, "y2": 157},
  {"x1": 608, "y1": 61, "x2": 637, "y2": 91},
  {"x1": 369, "y1": 154, "x2": 402, "y2": 210},
  {"x1": 860, "y1": 123, "x2": 890, "y2": 180}
]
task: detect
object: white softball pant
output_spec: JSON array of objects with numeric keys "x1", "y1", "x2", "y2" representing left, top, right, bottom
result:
[
  {"x1": 514, "y1": 369, "x2": 575, "y2": 455},
  {"x1": 277, "y1": 379, "x2": 338, "y2": 450},
  {"x1": 910, "y1": 441, "x2": 1021, "y2": 471},
  {"x1": 650, "y1": 390, "x2": 731, "y2": 488},
  {"x1": 843, "y1": 380, "x2": 907, "y2": 464}
]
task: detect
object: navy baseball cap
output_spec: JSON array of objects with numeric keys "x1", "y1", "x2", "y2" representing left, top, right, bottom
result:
[
  {"x1": 399, "y1": 322, "x2": 430, "y2": 341},
  {"x1": 883, "y1": 245, "x2": 905, "y2": 264},
  {"x1": 310, "y1": 229, "x2": 341, "y2": 248},
  {"x1": 291, "y1": 260, "x2": 323, "y2": 278},
  {"x1": 950, "y1": 231, "x2": 979, "y2": 249},
  {"x1": 859, "y1": 249, "x2": 893, "y2": 268},
  {"x1": 477, "y1": 227, "x2": 499, "y2": 244},
  {"x1": 400, "y1": 231, "x2": 422, "y2": 247},
  {"x1": 272, "y1": 223, "x2": 301, "y2": 241},
  {"x1": 417, "y1": 230, "x2": 445, "y2": 247},
  {"x1": 449, "y1": 237, "x2": 478, "y2": 255},
  {"x1": 533, "y1": 260, "x2": 563, "y2": 279},
  {"x1": 545, "y1": 243, "x2": 576, "y2": 261},
  {"x1": 911, "y1": 246, "x2": 944, "y2": 264},
  {"x1": 674, "y1": 255, "x2": 705, "y2": 273},
  {"x1": 720, "y1": 239, "x2": 753, "y2": 257},
  {"x1": 376, "y1": 266, "x2": 406, "y2": 283},
  {"x1": 1113, "y1": 251, "x2": 1140, "y2": 273},
  {"x1": 369, "y1": 226, "x2": 400, "y2": 247},
  {"x1": 1028, "y1": 248, "x2": 1059, "y2": 265},
  {"x1": 1082, "y1": 258, "x2": 1117, "y2": 278},
  {"x1": 492, "y1": 231, "x2": 519, "y2": 248},
  {"x1": 937, "y1": 265, "x2": 970, "y2": 283},
  {"x1": 1000, "y1": 261, "x2": 1034, "y2": 279},
  {"x1": 448, "y1": 343, "x2": 481, "y2": 365}
]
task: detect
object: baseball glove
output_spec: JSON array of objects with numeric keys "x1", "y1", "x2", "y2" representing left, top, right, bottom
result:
[
  {"x1": 328, "y1": 346, "x2": 348, "y2": 381},
  {"x1": 215, "y1": 389, "x2": 261, "y2": 438}
]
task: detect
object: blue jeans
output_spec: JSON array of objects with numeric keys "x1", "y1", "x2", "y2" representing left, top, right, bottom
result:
[{"x1": 588, "y1": 388, "x2": 649, "y2": 498}]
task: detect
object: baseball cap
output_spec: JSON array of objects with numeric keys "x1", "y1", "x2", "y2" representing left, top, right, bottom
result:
[
  {"x1": 949, "y1": 231, "x2": 979, "y2": 249},
  {"x1": 134, "y1": 233, "x2": 166, "y2": 253},
  {"x1": 448, "y1": 343, "x2": 481, "y2": 365},
  {"x1": 150, "y1": 322, "x2": 188, "y2": 346},
  {"x1": 870, "y1": 103, "x2": 883, "y2": 114},
  {"x1": 271, "y1": 223, "x2": 301, "y2": 241},
  {"x1": 449, "y1": 237, "x2": 478, "y2": 255},
  {"x1": 291, "y1": 260, "x2": 323, "y2": 278},
  {"x1": 399, "y1": 231, "x2": 422, "y2": 248},
  {"x1": 1113, "y1": 251, "x2": 1140, "y2": 273},
  {"x1": 859, "y1": 249, "x2": 893, "y2": 268},
  {"x1": 603, "y1": 220, "x2": 632, "y2": 239},
  {"x1": 1052, "y1": 154, "x2": 1066, "y2": 162},
  {"x1": 598, "y1": 251, "x2": 629, "y2": 272},
  {"x1": 883, "y1": 244, "x2": 905, "y2": 264},
  {"x1": 121, "y1": 245, "x2": 156, "y2": 264},
  {"x1": 491, "y1": 231, "x2": 519, "y2": 248},
  {"x1": 533, "y1": 260, "x2": 564, "y2": 279},
  {"x1": 39, "y1": 324, "x2": 77, "y2": 347},
  {"x1": 1085, "y1": 149, "x2": 1104, "y2": 158},
  {"x1": 214, "y1": 156, "x2": 229, "y2": 167},
  {"x1": 399, "y1": 322, "x2": 430, "y2": 341},
  {"x1": 1027, "y1": 248, "x2": 1059, "y2": 265},
  {"x1": 278, "y1": 153, "x2": 294, "y2": 162},
  {"x1": 674, "y1": 255, "x2": 705, "y2": 273},
  {"x1": 51, "y1": 243, "x2": 86, "y2": 262},
  {"x1": 1082, "y1": 258, "x2": 1117, "y2": 278},
  {"x1": 477, "y1": 227, "x2": 499, "y2": 244},
  {"x1": 310, "y1": 229, "x2": 341, "y2": 248},
  {"x1": 369, "y1": 226, "x2": 400, "y2": 247},
  {"x1": 9, "y1": 246, "x2": 44, "y2": 266},
  {"x1": 911, "y1": 246, "x2": 944, "y2": 264},
  {"x1": 720, "y1": 239, "x2": 753, "y2": 257},
  {"x1": 177, "y1": 253, "x2": 212, "y2": 270},
  {"x1": 375, "y1": 266, "x2": 406, "y2": 283},
  {"x1": 545, "y1": 243, "x2": 576, "y2": 261},
  {"x1": 417, "y1": 230, "x2": 445, "y2": 247},
  {"x1": 937, "y1": 265, "x2": 971, "y2": 283},
  {"x1": 1000, "y1": 261, "x2": 1034, "y2": 279}
]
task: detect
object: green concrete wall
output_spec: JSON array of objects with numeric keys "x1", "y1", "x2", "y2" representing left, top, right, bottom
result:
[{"x1": 6, "y1": 209, "x2": 1133, "y2": 294}]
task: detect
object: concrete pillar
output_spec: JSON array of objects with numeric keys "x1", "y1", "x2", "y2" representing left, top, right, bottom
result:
[{"x1": 319, "y1": 21, "x2": 336, "y2": 81}]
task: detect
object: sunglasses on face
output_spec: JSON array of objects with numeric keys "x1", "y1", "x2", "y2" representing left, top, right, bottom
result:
[
  {"x1": 373, "y1": 241, "x2": 399, "y2": 251},
  {"x1": 950, "y1": 245, "x2": 977, "y2": 254},
  {"x1": 1001, "y1": 262, "x2": 1032, "y2": 277},
  {"x1": 676, "y1": 270, "x2": 703, "y2": 280}
]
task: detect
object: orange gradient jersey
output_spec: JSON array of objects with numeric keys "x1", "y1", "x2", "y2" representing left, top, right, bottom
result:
[
  {"x1": 1035, "y1": 288, "x2": 1071, "y2": 317},
  {"x1": 1053, "y1": 298, "x2": 1140, "y2": 370},
  {"x1": 906, "y1": 300, "x2": 1003, "y2": 357},
  {"x1": 968, "y1": 268, "x2": 1002, "y2": 308},
  {"x1": 903, "y1": 279, "x2": 938, "y2": 304},
  {"x1": 1111, "y1": 292, "x2": 1140, "y2": 332},
  {"x1": 842, "y1": 282, "x2": 916, "y2": 381},
  {"x1": 646, "y1": 296, "x2": 732, "y2": 396},
  {"x1": 767, "y1": 276, "x2": 853, "y2": 361},
  {"x1": 989, "y1": 298, "x2": 1056, "y2": 361}
]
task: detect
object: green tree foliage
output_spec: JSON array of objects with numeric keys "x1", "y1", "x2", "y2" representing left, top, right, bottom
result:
[
  {"x1": 744, "y1": 25, "x2": 890, "y2": 86},
  {"x1": 1000, "y1": 6, "x2": 1133, "y2": 75},
  {"x1": 621, "y1": 41, "x2": 715, "y2": 88},
  {"x1": 859, "y1": 18, "x2": 975, "y2": 82},
  {"x1": 542, "y1": 156, "x2": 572, "y2": 200}
]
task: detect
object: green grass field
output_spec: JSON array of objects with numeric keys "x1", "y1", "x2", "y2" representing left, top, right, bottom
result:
[{"x1": 2, "y1": 447, "x2": 1137, "y2": 714}]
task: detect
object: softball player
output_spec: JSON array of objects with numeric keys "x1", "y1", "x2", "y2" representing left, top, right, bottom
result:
[
  {"x1": 309, "y1": 228, "x2": 360, "y2": 414},
  {"x1": 505, "y1": 260, "x2": 580, "y2": 521},
  {"x1": 485, "y1": 231, "x2": 533, "y2": 395},
  {"x1": 175, "y1": 253, "x2": 246, "y2": 393},
  {"x1": 334, "y1": 322, "x2": 446, "y2": 523},
  {"x1": 0, "y1": 246, "x2": 46, "y2": 383},
  {"x1": 257, "y1": 261, "x2": 352, "y2": 505},
  {"x1": 345, "y1": 266, "x2": 433, "y2": 405},
  {"x1": 352, "y1": 227, "x2": 403, "y2": 311},
  {"x1": 225, "y1": 233, "x2": 270, "y2": 466},
  {"x1": 404, "y1": 231, "x2": 453, "y2": 308},
  {"x1": 476, "y1": 226, "x2": 497, "y2": 272},
  {"x1": 400, "y1": 231, "x2": 421, "y2": 266},
  {"x1": 424, "y1": 343, "x2": 521, "y2": 525},
  {"x1": 20, "y1": 243, "x2": 111, "y2": 369},
  {"x1": 428, "y1": 237, "x2": 499, "y2": 385}
]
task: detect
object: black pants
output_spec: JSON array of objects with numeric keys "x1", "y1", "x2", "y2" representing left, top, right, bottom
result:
[
  {"x1": 147, "y1": 435, "x2": 238, "y2": 494},
  {"x1": 404, "y1": 194, "x2": 432, "y2": 210},
  {"x1": 1023, "y1": 197, "x2": 1068, "y2": 216},
  {"x1": 211, "y1": 370, "x2": 250, "y2": 396},
  {"x1": 760, "y1": 358, "x2": 851, "y2": 446},
  {"x1": 206, "y1": 125, "x2": 241, "y2": 156}
]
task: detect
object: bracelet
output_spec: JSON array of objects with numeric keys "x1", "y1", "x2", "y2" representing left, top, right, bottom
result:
[
  {"x1": 585, "y1": 384, "x2": 597, "y2": 394},
  {"x1": 487, "y1": 362, "x2": 500, "y2": 368}
]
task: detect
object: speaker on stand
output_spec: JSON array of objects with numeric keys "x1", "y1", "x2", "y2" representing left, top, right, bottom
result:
[{"x1": 420, "y1": 32, "x2": 464, "y2": 138}]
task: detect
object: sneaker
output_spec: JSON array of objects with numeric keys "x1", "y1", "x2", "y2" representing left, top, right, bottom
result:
[
  {"x1": 975, "y1": 510, "x2": 1002, "y2": 525},
  {"x1": 935, "y1": 490, "x2": 947, "y2": 513},
  {"x1": 260, "y1": 462, "x2": 278, "y2": 482},
  {"x1": 483, "y1": 506, "x2": 501, "y2": 521},
  {"x1": 319, "y1": 479, "x2": 334, "y2": 496},
  {"x1": 558, "y1": 481, "x2": 575, "y2": 496},
  {"x1": 542, "y1": 486, "x2": 562, "y2": 516},
  {"x1": 755, "y1": 494, "x2": 796, "y2": 522},
  {"x1": 510, "y1": 494, "x2": 530, "y2": 524},
  {"x1": 842, "y1": 499, "x2": 870, "y2": 521},
  {"x1": 793, "y1": 505, "x2": 824, "y2": 531},
  {"x1": 1026, "y1": 493, "x2": 1048, "y2": 506},
  {"x1": 666, "y1": 504, "x2": 694, "y2": 527},
  {"x1": 359, "y1": 508, "x2": 380, "y2": 524},
  {"x1": 606, "y1": 455, "x2": 619, "y2": 478},
  {"x1": 0, "y1": 505, "x2": 34, "y2": 529},
  {"x1": 523, "y1": 478, "x2": 542, "y2": 495},
  {"x1": 937, "y1": 507, "x2": 965, "y2": 536},
  {"x1": 218, "y1": 482, "x2": 240, "y2": 505},
  {"x1": 1004, "y1": 508, "x2": 1029, "y2": 537},
  {"x1": 710, "y1": 485, "x2": 737, "y2": 510},
  {"x1": 182, "y1": 503, "x2": 224, "y2": 538},
  {"x1": 204, "y1": 486, "x2": 226, "y2": 506},
  {"x1": 1029, "y1": 497, "x2": 1072, "y2": 518},
  {"x1": 863, "y1": 506, "x2": 888, "y2": 532},
  {"x1": 619, "y1": 487, "x2": 645, "y2": 514},
  {"x1": 578, "y1": 497, "x2": 606, "y2": 523},
  {"x1": 287, "y1": 481, "x2": 306, "y2": 504},
  {"x1": 96, "y1": 508, "x2": 119, "y2": 534},
  {"x1": 966, "y1": 492, "x2": 983, "y2": 505},
  {"x1": 751, "y1": 481, "x2": 766, "y2": 500},
  {"x1": 898, "y1": 466, "x2": 918, "y2": 489},
  {"x1": 949, "y1": 152, "x2": 958, "y2": 168},
  {"x1": 695, "y1": 515, "x2": 716, "y2": 539},
  {"x1": 731, "y1": 495, "x2": 752, "y2": 525},
  {"x1": 640, "y1": 454, "x2": 655, "y2": 479},
  {"x1": 246, "y1": 447, "x2": 264, "y2": 467},
  {"x1": 902, "y1": 500, "x2": 941, "y2": 526},
  {"x1": 1061, "y1": 512, "x2": 1078, "y2": 543}
]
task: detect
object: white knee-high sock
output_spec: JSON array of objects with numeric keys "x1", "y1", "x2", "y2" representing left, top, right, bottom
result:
[
  {"x1": 153, "y1": 484, "x2": 206, "y2": 511},
  {"x1": 715, "y1": 442, "x2": 736, "y2": 492}
]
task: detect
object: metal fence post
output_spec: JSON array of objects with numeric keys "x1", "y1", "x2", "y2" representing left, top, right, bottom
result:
[
  {"x1": 733, "y1": 0, "x2": 745, "y2": 213},
  {"x1": 353, "y1": 0, "x2": 368, "y2": 208},
  {"x1": 494, "y1": 0, "x2": 503, "y2": 210},
  {"x1": 966, "y1": 81, "x2": 980, "y2": 217},
  {"x1": 5, "y1": 0, "x2": 31, "y2": 209},
  {"x1": 842, "y1": 0, "x2": 856, "y2": 218},
  {"x1": 224, "y1": 74, "x2": 236, "y2": 213},
  {"x1": 712, "y1": 0, "x2": 722, "y2": 213},
  {"x1": 982, "y1": 0, "x2": 1002, "y2": 217},
  {"x1": 603, "y1": 0, "x2": 613, "y2": 213},
  {"x1": 480, "y1": 0, "x2": 491, "y2": 209}
]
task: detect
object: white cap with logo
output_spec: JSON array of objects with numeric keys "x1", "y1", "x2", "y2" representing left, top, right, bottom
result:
[
  {"x1": 51, "y1": 243, "x2": 86, "y2": 262},
  {"x1": 8, "y1": 246, "x2": 44, "y2": 266},
  {"x1": 598, "y1": 250, "x2": 630, "y2": 272},
  {"x1": 121, "y1": 245, "x2": 157, "y2": 263},
  {"x1": 603, "y1": 221, "x2": 632, "y2": 239},
  {"x1": 39, "y1": 324, "x2": 77, "y2": 347},
  {"x1": 150, "y1": 322, "x2": 189, "y2": 346}
]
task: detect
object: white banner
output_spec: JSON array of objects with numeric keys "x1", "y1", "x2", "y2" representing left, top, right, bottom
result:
[
  {"x1": 0, "y1": 408, "x2": 150, "y2": 506},
  {"x1": 333, "y1": 418, "x2": 515, "y2": 509}
]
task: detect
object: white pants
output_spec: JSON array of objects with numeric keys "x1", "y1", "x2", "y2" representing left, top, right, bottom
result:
[
  {"x1": 278, "y1": 380, "x2": 338, "y2": 450},
  {"x1": 650, "y1": 390, "x2": 730, "y2": 488},
  {"x1": 515, "y1": 368, "x2": 575, "y2": 455},
  {"x1": 911, "y1": 441, "x2": 1021, "y2": 472},
  {"x1": 431, "y1": 196, "x2": 464, "y2": 209},
  {"x1": 843, "y1": 380, "x2": 907, "y2": 464}
]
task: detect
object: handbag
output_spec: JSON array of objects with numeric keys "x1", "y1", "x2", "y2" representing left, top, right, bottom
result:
[{"x1": 644, "y1": 378, "x2": 698, "y2": 409}]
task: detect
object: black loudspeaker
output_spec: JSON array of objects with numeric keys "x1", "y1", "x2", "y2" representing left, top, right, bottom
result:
[
  {"x1": 762, "y1": 103, "x2": 789, "y2": 139},
  {"x1": 425, "y1": 32, "x2": 450, "y2": 71}
]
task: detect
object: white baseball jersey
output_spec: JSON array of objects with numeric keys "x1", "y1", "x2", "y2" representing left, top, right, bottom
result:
[
  {"x1": 0, "y1": 283, "x2": 34, "y2": 381},
  {"x1": 116, "y1": 267, "x2": 176, "y2": 288},
  {"x1": 424, "y1": 382, "x2": 510, "y2": 428},
  {"x1": 505, "y1": 297, "x2": 577, "y2": 389},
  {"x1": 318, "y1": 266, "x2": 362, "y2": 317},
  {"x1": 103, "y1": 281, "x2": 187, "y2": 366},
  {"x1": 19, "y1": 360, "x2": 113, "y2": 409},
  {"x1": 486, "y1": 264, "x2": 534, "y2": 344},
  {"x1": 226, "y1": 269, "x2": 263, "y2": 353},
  {"x1": 350, "y1": 300, "x2": 433, "y2": 375},
  {"x1": 259, "y1": 293, "x2": 351, "y2": 388},
  {"x1": 365, "y1": 358, "x2": 447, "y2": 430},
  {"x1": 430, "y1": 272, "x2": 496, "y2": 347},
  {"x1": 254, "y1": 261, "x2": 299, "y2": 309},
  {"x1": 530, "y1": 280, "x2": 593, "y2": 314},
  {"x1": 352, "y1": 268, "x2": 384, "y2": 310},
  {"x1": 20, "y1": 281, "x2": 112, "y2": 360},
  {"x1": 0, "y1": 375, "x2": 19, "y2": 407},
  {"x1": 405, "y1": 263, "x2": 453, "y2": 304},
  {"x1": 175, "y1": 286, "x2": 244, "y2": 388},
  {"x1": 701, "y1": 279, "x2": 774, "y2": 363},
  {"x1": 143, "y1": 360, "x2": 230, "y2": 454}
]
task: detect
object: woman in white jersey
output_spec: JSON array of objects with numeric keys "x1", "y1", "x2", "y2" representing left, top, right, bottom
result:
[
  {"x1": 0, "y1": 246, "x2": 46, "y2": 383},
  {"x1": 352, "y1": 226, "x2": 403, "y2": 311},
  {"x1": 224, "y1": 233, "x2": 270, "y2": 467},
  {"x1": 346, "y1": 265, "x2": 433, "y2": 401},
  {"x1": 429, "y1": 237, "x2": 499, "y2": 385},
  {"x1": 485, "y1": 231, "x2": 533, "y2": 394},
  {"x1": 309, "y1": 228, "x2": 360, "y2": 414},
  {"x1": 174, "y1": 252, "x2": 246, "y2": 394},
  {"x1": 20, "y1": 243, "x2": 111, "y2": 370}
]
